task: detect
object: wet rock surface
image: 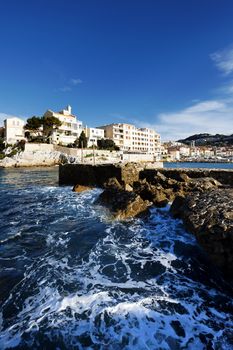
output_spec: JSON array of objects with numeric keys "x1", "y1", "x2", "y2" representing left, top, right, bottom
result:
[
  {"x1": 95, "y1": 188, "x2": 151, "y2": 220},
  {"x1": 72, "y1": 184, "x2": 93, "y2": 193},
  {"x1": 170, "y1": 189, "x2": 233, "y2": 278}
]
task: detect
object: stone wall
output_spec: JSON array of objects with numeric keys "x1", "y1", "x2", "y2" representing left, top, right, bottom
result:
[
  {"x1": 122, "y1": 153, "x2": 154, "y2": 162},
  {"x1": 59, "y1": 163, "x2": 233, "y2": 187},
  {"x1": 59, "y1": 164, "x2": 123, "y2": 186},
  {"x1": 24, "y1": 143, "x2": 54, "y2": 152}
]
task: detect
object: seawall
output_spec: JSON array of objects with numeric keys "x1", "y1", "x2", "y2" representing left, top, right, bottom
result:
[{"x1": 59, "y1": 163, "x2": 233, "y2": 187}]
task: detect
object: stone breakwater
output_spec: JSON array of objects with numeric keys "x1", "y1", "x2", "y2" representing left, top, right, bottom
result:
[{"x1": 60, "y1": 163, "x2": 233, "y2": 279}]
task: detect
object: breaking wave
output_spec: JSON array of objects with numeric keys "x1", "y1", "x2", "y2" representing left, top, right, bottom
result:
[{"x1": 0, "y1": 167, "x2": 232, "y2": 349}]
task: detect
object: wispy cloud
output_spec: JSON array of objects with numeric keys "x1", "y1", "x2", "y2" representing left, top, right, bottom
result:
[
  {"x1": 58, "y1": 77, "x2": 82, "y2": 92},
  {"x1": 131, "y1": 45, "x2": 233, "y2": 140},
  {"x1": 131, "y1": 98, "x2": 232, "y2": 141},
  {"x1": 70, "y1": 78, "x2": 82, "y2": 85},
  {"x1": 210, "y1": 46, "x2": 233, "y2": 76}
]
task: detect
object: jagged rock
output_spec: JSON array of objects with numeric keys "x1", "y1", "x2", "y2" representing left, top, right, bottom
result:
[
  {"x1": 189, "y1": 177, "x2": 222, "y2": 192},
  {"x1": 151, "y1": 190, "x2": 169, "y2": 207},
  {"x1": 156, "y1": 171, "x2": 167, "y2": 182},
  {"x1": 170, "y1": 189, "x2": 233, "y2": 278},
  {"x1": 104, "y1": 177, "x2": 123, "y2": 190},
  {"x1": 170, "y1": 195, "x2": 186, "y2": 218},
  {"x1": 163, "y1": 188, "x2": 176, "y2": 202},
  {"x1": 177, "y1": 173, "x2": 191, "y2": 182},
  {"x1": 72, "y1": 184, "x2": 93, "y2": 192},
  {"x1": 95, "y1": 189, "x2": 151, "y2": 220},
  {"x1": 125, "y1": 184, "x2": 133, "y2": 192},
  {"x1": 133, "y1": 180, "x2": 154, "y2": 201}
]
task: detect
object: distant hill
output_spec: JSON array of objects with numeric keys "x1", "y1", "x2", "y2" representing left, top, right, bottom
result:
[{"x1": 177, "y1": 133, "x2": 233, "y2": 146}]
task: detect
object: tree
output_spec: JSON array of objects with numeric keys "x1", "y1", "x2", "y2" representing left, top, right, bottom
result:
[
  {"x1": 24, "y1": 116, "x2": 43, "y2": 132},
  {"x1": 0, "y1": 137, "x2": 5, "y2": 152},
  {"x1": 78, "y1": 131, "x2": 87, "y2": 148},
  {"x1": 97, "y1": 138, "x2": 119, "y2": 150},
  {"x1": 42, "y1": 116, "x2": 62, "y2": 137}
]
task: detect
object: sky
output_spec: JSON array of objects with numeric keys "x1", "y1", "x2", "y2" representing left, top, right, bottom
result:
[{"x1": 0, "y1": 0, "x2": 233, "y2": 140}]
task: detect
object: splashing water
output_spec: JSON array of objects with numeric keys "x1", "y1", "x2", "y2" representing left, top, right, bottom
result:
[{"x1": 0, "y1": 167, "x2": 232, "y2": 349}]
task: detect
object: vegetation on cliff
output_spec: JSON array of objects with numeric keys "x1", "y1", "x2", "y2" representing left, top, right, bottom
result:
[{"x1": 178, "y1": 133, "x2": 233, "y2": 146}]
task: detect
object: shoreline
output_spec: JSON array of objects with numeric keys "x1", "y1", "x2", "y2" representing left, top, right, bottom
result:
[{"x1": 62, "y1": 163, "x2": 233, "y2": 279}]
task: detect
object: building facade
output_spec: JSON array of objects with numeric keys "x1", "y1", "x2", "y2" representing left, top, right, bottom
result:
[
  {"x1": 97, "y1": 123, "x2": 161, "y2": 156},
  {"x1": 84, "y1": 127, "x2": 105, "y2": 147},
  {"x1": 43, "y1": 105, "x2": 83, "y2": 145},
  {"x1": 4, "y1": 117, "x2": 25, "y2": 144}
]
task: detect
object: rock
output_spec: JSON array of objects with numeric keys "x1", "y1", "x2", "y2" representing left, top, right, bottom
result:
[
  {"x1": 175, "y1": 173, "x2": 191, "y2": 182},
  {"x1": 124, "y1": 184, "x2": 133, "y2": 192},
  {"x1": 95, "y1": 189, "x2": 151, "y2": 220},
  {"x1": 156, "y1": 171, "x2": 167, "y2": 182},
  {"x1": 170, "y1": 195, "x2": 185, "y2": 218},
  {"x1": 189, "y1": 177, "x2": 222, "y2": 192},
  {"x1": 170, "y1": 189, "x2": 233, "y2": 278},
  {"x1": 151, "y1": 190, "x2": 169, "y2": 207},
  {"x1": 72, "y1": 184, "x2": 93, "y2": 192},
  {"x1": 104, "y1": 177, "x2": 123, "y2": 190},
  {"x1": 133, "y1": 180, "x2": 154, "y2": 201}
]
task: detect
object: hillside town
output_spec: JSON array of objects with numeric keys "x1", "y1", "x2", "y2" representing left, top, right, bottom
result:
[{"x1": 0, "y1": 105, "x2": 232, "y2": 163}]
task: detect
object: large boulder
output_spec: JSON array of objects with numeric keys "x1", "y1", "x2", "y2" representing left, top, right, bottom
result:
[
  {"x1": 133, "y1": 180, "x2": 169, "y2": 206},
  {"x1": 170, "y1": 189, "x2": 233, "y2": 278},
  {"x1": 95, "y1": 189, "x2": 151, "y2": 220},
  {"x1": 104, "y1": 177, "x2": 123, "y2": 190}
]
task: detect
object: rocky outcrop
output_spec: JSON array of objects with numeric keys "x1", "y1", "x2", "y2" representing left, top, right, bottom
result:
[
  {"x1": 132, "y1": 172, "x2": 222, "y2": 207},
  {"x1": 95, "y1": 188, "x2": 151, "y2": 220},
  {"x1": 170, "y1": 189, "x2": 233, "y2": 278},
  {"x1": 69, "y1": 163, "x2": 233, "y2": 278},
  {"x1": 72, "y1": 184, "x2": 93, "y2": 192}
]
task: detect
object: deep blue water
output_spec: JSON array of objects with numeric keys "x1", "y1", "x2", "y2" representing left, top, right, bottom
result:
[
  {"x1": 0, "y1": 167, "x2": 233, "y2": 349},
  {"x1": 164, "y1": 162, "x2": 233, "y2": 169}
]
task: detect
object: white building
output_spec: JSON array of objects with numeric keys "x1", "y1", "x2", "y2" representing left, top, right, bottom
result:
[
  {"x1": 4, "y1": 117, "x2": 25, "y2": 144},
  {"x1": 43, "y1": 105, "x2": 82, "y2": 145},
  {"x1": 97, "y1": 123, "x2": 161, "y2": 157},
  {"x1": 85, "y1": 127, "x2": 105, "y2": 147}
]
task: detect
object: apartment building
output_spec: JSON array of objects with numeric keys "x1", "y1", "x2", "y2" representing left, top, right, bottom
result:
[
  {"x1": 97, "y1": 123, "x2": 161, "y2": 156},
  {"x1": 43, "y1": 105, "x2": 82, "y2": 145},
  {"x1": 84, "y1": 127, "x2": 105, "y2": 147},
  {"x1": 4, "y1": 117, "x2": 25, "y2": 144}
]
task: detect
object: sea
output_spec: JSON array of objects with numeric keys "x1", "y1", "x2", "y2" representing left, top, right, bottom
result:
[
  {"x1": 0, "y1": 164, "x2": 233, "y2": 350},
  {"x1": 164, "y1": 162, "x2": 233, "y2": 169}
]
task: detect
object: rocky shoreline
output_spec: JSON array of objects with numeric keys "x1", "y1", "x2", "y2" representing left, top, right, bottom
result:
[
  {"x1": 171, "y1": 189, "x2": 233, "y2": 278},
  {"x1": 71, "y1": 164, "x2": 233, "y2": 279}
]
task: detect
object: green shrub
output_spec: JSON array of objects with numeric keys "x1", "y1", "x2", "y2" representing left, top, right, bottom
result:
[{"x1": 8, "y1": 149, "x2": 18, "y2": 157}]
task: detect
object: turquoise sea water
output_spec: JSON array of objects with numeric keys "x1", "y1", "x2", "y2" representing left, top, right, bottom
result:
[
  {"x1": 164, "y1": 162, "x2": 233, "y2": 169},
  {"x1": 0, "y1": 167, "x2": 232, "y2": 349}
]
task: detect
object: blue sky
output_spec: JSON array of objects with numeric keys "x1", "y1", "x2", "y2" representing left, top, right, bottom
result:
[{"x1": 0, "y1": 0, "x2": 233, "y2": 140}]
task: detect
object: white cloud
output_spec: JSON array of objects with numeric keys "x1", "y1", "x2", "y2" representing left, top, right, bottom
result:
[
  {"x1": 70, "y1": 78, "x2": 82, "y2": 85},
  {"x1": 135, "y1": 45, "x2": 233, "y2": 140},
  {"x1": 210, "y1": 47, "x2": 233, "y2": 75},
  {"x1": 133, "y1": 99, "x2": 233, "y2": 141},
  {"x1": 58, "y1": 78, "x2": 82, "y2": 92}
]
